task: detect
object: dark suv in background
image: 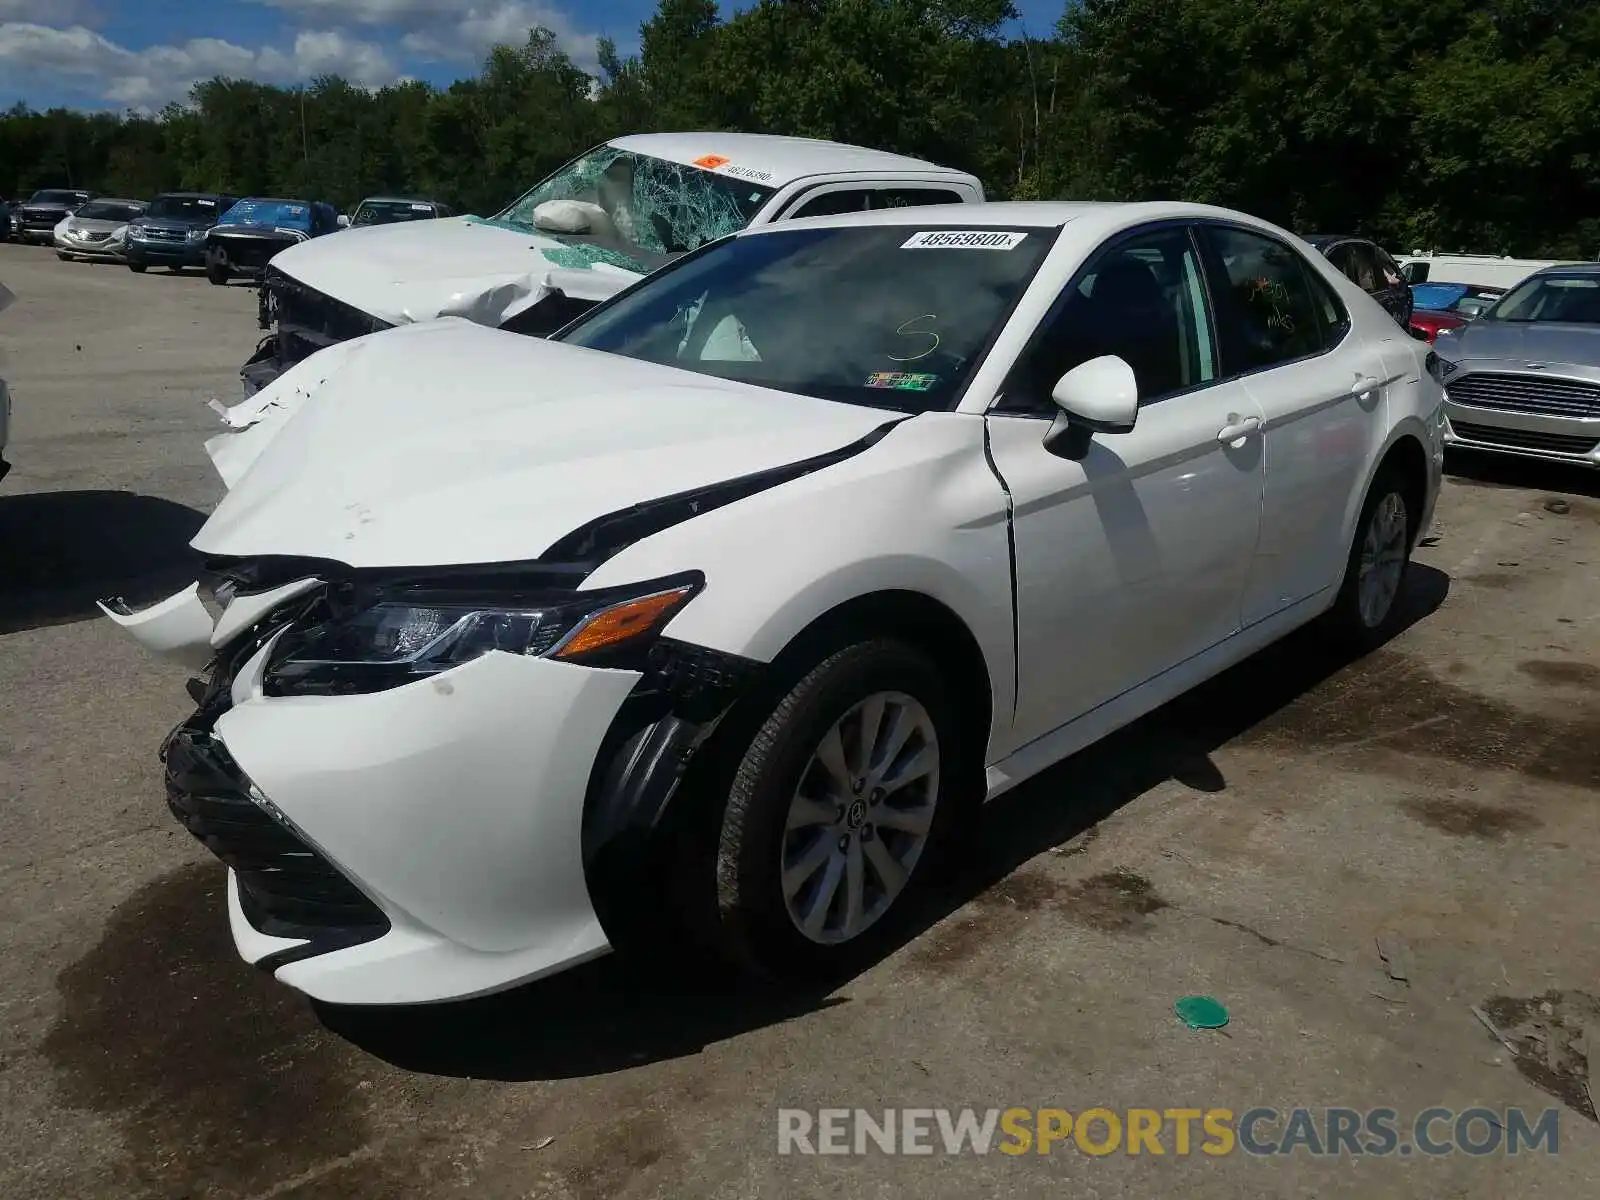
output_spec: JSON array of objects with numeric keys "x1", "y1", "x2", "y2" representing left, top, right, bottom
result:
[
  {"x1": 1302, "y1": 234, "x2": 1412, "y2": 326},
  {"x1": 127, "y1": 192, "x2": 239, "y2": 273},
  {"x1": 13, "y1": 188, "x2": 95, "y2": 244}
]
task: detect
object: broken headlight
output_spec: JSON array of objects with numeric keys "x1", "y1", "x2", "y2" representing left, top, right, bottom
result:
[{"x1": 264, "y1": 575, "x2": 702, "y2": 696}]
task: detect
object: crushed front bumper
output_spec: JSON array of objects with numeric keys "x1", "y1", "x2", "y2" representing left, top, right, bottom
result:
[{"x1": 105, "y1": 577, "x2": 758, "y2": 1005}]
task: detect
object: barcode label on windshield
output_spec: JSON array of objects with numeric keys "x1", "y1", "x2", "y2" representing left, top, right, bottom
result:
[{"x1": 902, "y1": 230, "x2": 1027, "y2": 250}]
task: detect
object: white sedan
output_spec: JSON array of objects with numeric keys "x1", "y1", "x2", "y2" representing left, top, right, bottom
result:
[{"x1": 105, "y1": 201, "x2": 1443, "y2": 1005}]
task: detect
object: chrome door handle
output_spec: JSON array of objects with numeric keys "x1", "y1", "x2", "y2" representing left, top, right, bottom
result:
[
  {"x1": 1217, "y1": 415, "x2": 1262, "y2": 444},
  {"x1": 1353, "y1": 376, "x2": 1382, "y2": 395}
]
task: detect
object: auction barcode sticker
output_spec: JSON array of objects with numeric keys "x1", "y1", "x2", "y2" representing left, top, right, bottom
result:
[{"x1": 902, "y1": 230, "x2": 1028, "y2": 250}]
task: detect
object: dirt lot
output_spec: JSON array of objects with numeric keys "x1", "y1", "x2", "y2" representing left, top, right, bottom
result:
[{"x1": 1, "y1": 242, "x2": 1597, "y2": 1199}]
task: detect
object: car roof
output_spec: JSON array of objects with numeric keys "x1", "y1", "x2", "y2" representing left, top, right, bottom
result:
[
  {"x1": 360, "y1": 195, "x2": 441, "y2": 204},
  {"x1": 1302, "y1": 234, "x2": 1366, "y2": 247},
  {"x1": 738, "y1": 199, "x2": 1269, "y2": 234},
  {"x1": 606, "y1": 132, "x2": 975, "y2": 185},
  {"x1": 82, "y1": 197, "x2": 145, "y2": 206},
  {"x1": 157, "y1": 191, "x2": 234, "y2": 199}
]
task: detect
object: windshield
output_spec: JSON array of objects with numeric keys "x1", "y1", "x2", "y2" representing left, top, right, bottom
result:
[
  {"x1": 496, "y1": 146, "x2": 774, "y2": 264},
  {"x1": 31, "y1": 190, "x2": 84, "y2": 205},
  {"x1": 148, "y1": 195, "x2": 224, "y2": 220},
  {"x1": 353, "y1": 199, "x2": 437, "y2": 226},
  {"x1": 1411, "y1": 283, "x2": 1467, "y2": 312},
  {"x1": 556, "y1": 224, "x2": 1055, "y2": 412},
  {"x1": 220, "y1": 198, "x2": 312, "y2": 230},
  {"x1": 1484, "y1": 275, "x2": 1600, "y2": 324},
  {"x1": 76, "y1": 201, "x2": 143, "y2": 222}
]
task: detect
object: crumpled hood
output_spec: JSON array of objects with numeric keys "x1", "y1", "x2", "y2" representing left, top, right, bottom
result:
[
  {"x1": 194, "y1": 319, "x2": 897, "y2": 568},
  {"x1": 267, "y1": 216, "x2": 647, "y2": 328},
  {"x1": 1441, "y1": 320, "x2": 1600, "y2": 367}
]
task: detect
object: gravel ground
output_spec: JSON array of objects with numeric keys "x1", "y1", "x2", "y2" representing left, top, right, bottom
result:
[{"x1": 1, "y1": 242, "x2": 1597, "y2": 1199}]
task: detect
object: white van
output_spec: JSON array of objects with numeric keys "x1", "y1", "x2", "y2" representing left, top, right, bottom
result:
[{"x1": 1395, "y1": 251, "x2": 1586, "y2": 290}]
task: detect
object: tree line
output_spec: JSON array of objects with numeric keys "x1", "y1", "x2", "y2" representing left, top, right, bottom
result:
[{"x1": 2, "y1": 0, "x2": 1597, "y2": 258}]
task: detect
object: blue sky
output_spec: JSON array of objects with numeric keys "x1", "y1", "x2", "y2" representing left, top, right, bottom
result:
[{"x1": 0, "y1": 1, "x2": 1067, "y2": 113}]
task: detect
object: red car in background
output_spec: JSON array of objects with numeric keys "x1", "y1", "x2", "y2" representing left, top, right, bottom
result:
[{"x1": 1407, "y1": 281, "x2": 1505, "y2": 343}]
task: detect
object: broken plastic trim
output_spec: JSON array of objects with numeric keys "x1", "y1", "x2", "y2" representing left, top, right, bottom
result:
[{"x1": 541, "y1": 418, "x2": 906, "y2": 566}]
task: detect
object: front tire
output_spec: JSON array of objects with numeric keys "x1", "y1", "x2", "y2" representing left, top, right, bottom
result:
[
  {"x1": 1323, "y1": 464, "x2": 1415, "y2": 652},
  {"x1": 128, "y1": 262, "x2": 147, "y2": 273},
  {"x1": 710, "y1": 640, "x2": 964, "y2": 981},
  {"x1": 206, "y1": 262, "x2": 230, "y2": 285},
  {"x1": 56, "y1": 251, "x2": 72, "y2": 261}
]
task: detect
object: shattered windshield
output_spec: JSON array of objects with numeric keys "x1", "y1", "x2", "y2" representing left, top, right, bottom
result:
[
  {"x1": 556, "y1": 224, "x2": 1055, "y2": 413},
  {"x1": 148, "y1": 195, "x2": 224, "y2": 220},
  {"x1": 353, "y1": 199, "x2": 439, "y2": 226},
  {"x1": 495, "y1": 147, "x2": 774, "y2": 265}
]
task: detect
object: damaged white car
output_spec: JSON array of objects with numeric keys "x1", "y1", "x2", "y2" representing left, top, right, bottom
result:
[
  {"x1": 241, "y1": 131, "x2": 984, "y2": 394},
  {"x1": 107, "y1": 202, "x2": 1442, "y2": 1005}
]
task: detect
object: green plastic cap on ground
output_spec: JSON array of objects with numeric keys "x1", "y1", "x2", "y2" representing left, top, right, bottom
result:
[{"x1": 1174, "y1": 995, "x2": 1229, "y2": 1029}]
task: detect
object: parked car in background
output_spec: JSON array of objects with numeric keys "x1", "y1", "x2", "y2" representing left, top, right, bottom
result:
[
  {"x1": 348, "y1": 196, "x2": 454, "y2": 227},
  {"x1": 107, "y1": 200, "x2": 1442, "y2": 1004},
  {"x1": 240, "y1": 132, "x2": 984, "y2": 394},
  {"x1": 1397, "y1": 252, "x2": 1581, "y2": 289},
  {"x1": 12, "y1": 188, "x2": 94, "y2": 244},
  {"x1": 1303, "y1": 235, "x2": 1412, "y2": 325},
  {"x1": 205, "y1": 197, "x2": 341, "y2": 286},
  {"x1": 54, "y1": 197, "x2": 146, "y2": 262},
  {"x1": 1435, "y1": 263, "x2": 1600, "y2": 467},
  {"x1": 127, "y1": 192, "x2": 240, "y2": 273},
  {"x1": 0, "y1": 198, "x2": 13, "y2": 242},
  {"x1": 1407, "y1": 282, "x2": 1506, "y2": 343}
]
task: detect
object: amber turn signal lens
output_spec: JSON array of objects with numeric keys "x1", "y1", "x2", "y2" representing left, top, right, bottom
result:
[{"x1": 551, "y1": 587, "x2": 694, "y2": 660}]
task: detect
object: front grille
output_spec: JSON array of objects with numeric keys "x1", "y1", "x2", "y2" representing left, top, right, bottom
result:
[
  {"x1": 83, "y1": 231, "x2": 109, "y2": 242},
  {"x1": 1451, "y1": 420, "x2": 1599, "y2": 456},
  {"x1": 263, "y1": 266, "x2": 393, "y2": 366},
  {"x1": 162, "y1": 726, "x2": 390, "y2": 942},
  {"x1": 1448, "y1": 372, "x2": 1600, "y2": 419},
  {"x1": 214, "y1": 233, "x2": 291, "y2": 270},
  {"x1": 143, "y1": 227, "x2": 185, "y2": 242}
]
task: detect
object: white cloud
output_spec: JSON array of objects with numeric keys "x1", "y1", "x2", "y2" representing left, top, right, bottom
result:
[
  {"x1": 0, "y1": 22, "x2": 400, "y2": 107},
  {"x1": 258, "y1": 0, "x2": 599, "y2": 69}
]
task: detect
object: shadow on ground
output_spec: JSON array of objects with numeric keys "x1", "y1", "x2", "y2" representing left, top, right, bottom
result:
[
  {"x1": 319, "y1": 565, "x2": 1451, "y2": 1081},
  {"x1": 0, "y1": 489, "x2": 205, "y2": 633},
  {"x1": 1446, "y1": 447, "x2": 1600, "y2": 499}
]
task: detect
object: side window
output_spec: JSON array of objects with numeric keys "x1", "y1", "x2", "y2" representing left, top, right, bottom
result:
[
  {"x1": 1003, "y1": 226, "x2": 1217, "y2": 411},
  {"x1": 1401, "y1": 261, "x2": 1429, "y2": 283},
  {"x1": 1324, "y1": 242, "x2": 1357, "y2": 281},
  {"x1": 1202, "y1": 226, "x2": 1346, "y2": 372},
  {"x1": 873, "y1": 188, "x2": 965, "y2": 209},
  {"x1": 787, "y1": 189, "x2": 874, "y2": 219},
  {"x1": 1349, "y1": 243, "x2": 1382, "y2": 292},
  {"x1": 1374, "y1": 247, "x2": 1404, "y2": 289}
]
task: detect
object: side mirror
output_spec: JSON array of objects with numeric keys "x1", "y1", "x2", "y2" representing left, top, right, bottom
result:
[
  {"x1": 336, "y1": 214, "x2": 351, "y2": 228},
  {"x1": 1042, "y1": 355, "x2": 1138, "y2": 458}
]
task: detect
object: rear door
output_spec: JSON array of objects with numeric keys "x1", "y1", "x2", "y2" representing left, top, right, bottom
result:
[{"x1": 1198, "y1": 224, "x2": 1391, "y2": 624}]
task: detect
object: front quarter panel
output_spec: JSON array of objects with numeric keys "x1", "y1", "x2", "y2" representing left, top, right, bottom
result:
[{"x1": 580, "y1": 412, "x2": 1017, "y2": 753}]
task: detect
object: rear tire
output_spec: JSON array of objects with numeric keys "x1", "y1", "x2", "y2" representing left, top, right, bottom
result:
[
  {"x1": 709, "y1": 639, "x2": 966, "y2": 982},
  {"x1": 1322, "y1": 463, "x2": 1416, "y2": 653}
]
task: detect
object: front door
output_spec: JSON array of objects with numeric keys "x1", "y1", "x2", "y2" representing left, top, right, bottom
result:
[{"x1": 984, "y1": 224, "x2": 1266, "y2": 752}]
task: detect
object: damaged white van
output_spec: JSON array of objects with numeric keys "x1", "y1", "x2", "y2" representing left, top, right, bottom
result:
[{"x1": 242, "y1": 132, "x2": 984, "y2": 393}]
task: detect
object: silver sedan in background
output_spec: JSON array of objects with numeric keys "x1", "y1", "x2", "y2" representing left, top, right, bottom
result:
[
  {"x1": 1435, "y1": 263, "x2": 1600, "y2": 468},
  {"x1": 55, "y1": 198, "x2": 147, "y2": 262}
]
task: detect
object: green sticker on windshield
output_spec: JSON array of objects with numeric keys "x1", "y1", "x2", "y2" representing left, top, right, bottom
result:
[{"x1": 866, "y1": 371, "x2": 940, "y2": 391}]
